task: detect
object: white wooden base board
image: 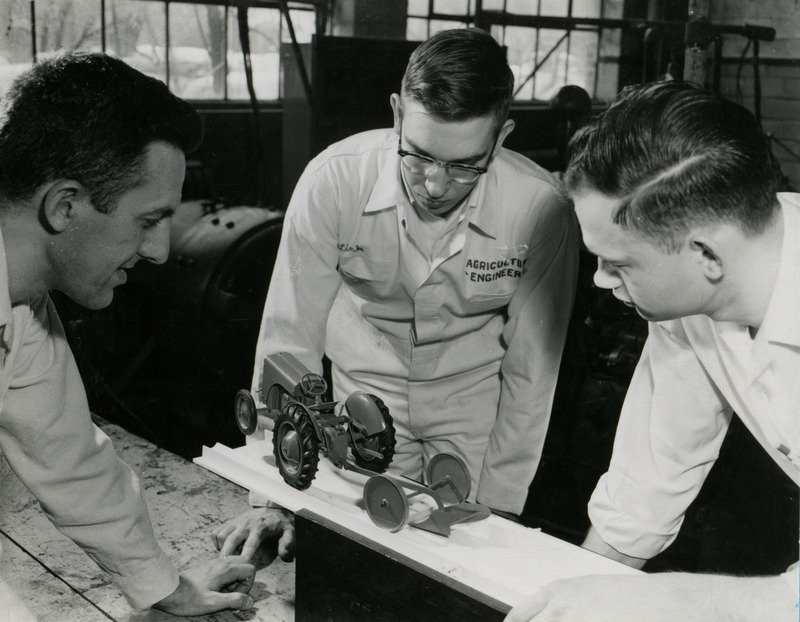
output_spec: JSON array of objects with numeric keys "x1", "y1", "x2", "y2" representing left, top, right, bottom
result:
[{"x1": 195, "y1": 441, "x2": 640, "y2": 608}]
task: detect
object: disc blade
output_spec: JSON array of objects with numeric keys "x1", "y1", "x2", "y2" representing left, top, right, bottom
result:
[{"x1": 363, "y1": 475, "x2": 409, "y2": 532}]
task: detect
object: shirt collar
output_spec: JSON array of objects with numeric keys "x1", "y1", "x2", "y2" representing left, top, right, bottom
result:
[
  {"x1": 757, "y1": 193, "x2": 800, "y2": 347},
  {"x1": 364, "y1": 145, "x2": 405, "y2": 214},
  {"x1": 363, "y1": 138, "x2": 498, "y2": 239},
  {"x1": 466, "y1": 169, "x2": 495, "y2": 238}
]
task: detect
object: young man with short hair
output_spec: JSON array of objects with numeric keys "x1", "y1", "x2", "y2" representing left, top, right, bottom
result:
[
  {"x1": 216, "y1": 27, "x2": 579, "y2": 556},
  {"x1": 507, "y1": 81, "x2": 798, "y2": 622}
]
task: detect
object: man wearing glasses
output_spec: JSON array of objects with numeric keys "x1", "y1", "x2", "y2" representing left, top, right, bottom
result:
[{"x1": 216, "y1": 27, "x2": 578, "y2": 555}]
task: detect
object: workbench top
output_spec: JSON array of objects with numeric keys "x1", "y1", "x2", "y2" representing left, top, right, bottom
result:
[
  {"x1": 196, "y1": 440, "x2": 641, "y2": 616},
  {"x1": 0, "y1": 417, "x2": 295, "y2": 622}
]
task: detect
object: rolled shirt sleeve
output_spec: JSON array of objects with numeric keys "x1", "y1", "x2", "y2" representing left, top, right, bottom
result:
[
  {"x1": 477, "y1": 189, "x2": 580, "y2": 513},
  {"x1": 0, "y1": 296, "x2": 178, "y2": 610},
  {"x1": 588, "y1": 320, "x2": 732, "y2": 559}
]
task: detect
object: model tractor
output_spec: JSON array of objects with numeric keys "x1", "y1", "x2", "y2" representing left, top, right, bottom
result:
[{"x1": 234, "y1": 352, "x2": 396, "y2": 490}]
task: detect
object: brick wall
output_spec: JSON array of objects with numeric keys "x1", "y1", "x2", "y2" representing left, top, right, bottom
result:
[{"x1": 711, "y1": 0, "x2": 800, "y2": 190}]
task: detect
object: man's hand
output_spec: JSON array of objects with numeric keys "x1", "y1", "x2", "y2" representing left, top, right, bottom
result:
[
  {"x1": 213, "y1": 507, "x2": 295, "y2": 564},
  {"x1": 504, "y1": 573, "x2": 798, "y2": 622},
  {"x1": 153, "y1": 555, "x2": 256, "y2": 616}
]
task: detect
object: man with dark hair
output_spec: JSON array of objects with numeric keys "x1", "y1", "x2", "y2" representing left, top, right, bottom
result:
[
  {"x1": 0, "y1": 52, "x2": 256, "y2": 620},
  {"x1": 215, "y1": 27, "x2": 579, "y2": 556},
  {"x1": 507, "y1": 81, "x2": 798, "y2": 620}
]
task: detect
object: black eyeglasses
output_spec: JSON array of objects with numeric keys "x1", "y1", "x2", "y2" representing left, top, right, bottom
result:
[{"x1": 397, "y1": 139, "x2": 488, "y2": 184}]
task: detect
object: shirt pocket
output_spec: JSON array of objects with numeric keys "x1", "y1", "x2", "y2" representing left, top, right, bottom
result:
[
  {"x1": 463, "y1": 290, "x2": 516, "y2": 314},
  {"x1": 338, "y1": 253, "x2": 395, "y2": 299},
  {"x1": 462, "y1": 257, "x2": 524, "y2": 313}
]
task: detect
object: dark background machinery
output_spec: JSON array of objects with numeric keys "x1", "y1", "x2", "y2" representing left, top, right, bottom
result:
[{"x1": 54, "y1": 199, "x2": 284, "y2": 458}]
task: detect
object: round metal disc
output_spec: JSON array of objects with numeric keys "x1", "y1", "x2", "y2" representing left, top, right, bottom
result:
[
  {"x1": 276, "y1": 422, "x2": 303, "y2": 475},
  {"x1": 425, "y1": 453, "x2": 471, "y2": 504},
  {"x1": 272, "y1": 406, "x2": 319, "y2": 490},
  {"x1": 363, "y1": 475, "x2": 409, "y2": 532},
  {"x1": 234, "y1": 389, "x2": 257, "y2": 435}
]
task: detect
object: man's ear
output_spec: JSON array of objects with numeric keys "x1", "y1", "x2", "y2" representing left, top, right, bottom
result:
[
  {"x1": 690, "y1": 236, "x2": 725, "y2": 281},
  {"x1": 40, "y1": 180, "x2": 89, "y2": 233},
  {"x1": 491, "y1": 118, "x2": 515, "y2": 158},
  {"x1": 390, "y1": 93, "x2": 402, "y2": 135}
]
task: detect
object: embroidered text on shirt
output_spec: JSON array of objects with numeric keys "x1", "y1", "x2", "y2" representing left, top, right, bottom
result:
[
  {"x1": 465, "y1": 257, "x2": 525, "y2": 282},
  {"x1": 337, "y1": 243, "x2": 365, "y2": 253}
]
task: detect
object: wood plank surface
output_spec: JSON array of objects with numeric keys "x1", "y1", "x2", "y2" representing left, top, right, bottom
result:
[
  {"x1": 0, "y1": 417, "x2": 295, "y2": 622},
  {"x1": 0, "y1": 533, "x2": 109, "y2": 622}
]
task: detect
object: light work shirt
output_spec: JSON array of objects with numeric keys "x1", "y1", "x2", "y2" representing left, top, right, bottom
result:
[
  {"x1": 252, "y1": 128, "x2": 579, "y2": 513},
  {"x1": 0, "y1": 226, "x2": 179, "y2": 610},
  {"x1": 588, "y1": 193, "x2": 800, "y2": 588}
]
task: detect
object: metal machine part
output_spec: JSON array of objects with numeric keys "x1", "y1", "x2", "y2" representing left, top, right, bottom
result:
[
  {"x1": 234, "y1": 352, "x2": 396, "y2": 490},
  {"x1": 57, "y1": 200, "x2": 285, "y2": 459},
  {"x1": 363, "y1": 453, "x2": 491, "y2": 537}
]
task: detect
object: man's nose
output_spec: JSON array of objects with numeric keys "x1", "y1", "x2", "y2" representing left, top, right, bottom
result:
[
  {"x1": 423, "y1": 164, "x2": 451, "y2": 198},
  {"x1": 139, "y1": 224, "x2": 171, "y2": 265},
  {"x1": 593, "y1": 258, "x2": 623, "y2": 290}
]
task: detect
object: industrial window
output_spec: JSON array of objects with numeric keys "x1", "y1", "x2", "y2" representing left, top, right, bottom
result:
[
  {"x1": 0, "y1": 1, "x2": 619, "y2": 103},
  {"x1": 407, "y1": 0, "x2": 621, "y2": 102},
  {"x1": 0, "y1": 0, "x2": 316, "y2": 102}
]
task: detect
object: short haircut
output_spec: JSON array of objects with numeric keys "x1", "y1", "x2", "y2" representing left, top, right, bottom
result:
[
  {"x1": 0, "y1": 52, "x2": 204, "y2": 213},
  {"x1": 564, "y1": 81, "x2": 782, "y2": 252},
  {"x1": 401, "y1": 28, "x2": 513, "y2": 128}
]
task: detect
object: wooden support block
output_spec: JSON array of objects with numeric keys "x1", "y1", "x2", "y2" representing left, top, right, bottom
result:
[{"x1": 295, "y1": 509, "x2": 508, "y2": 622}]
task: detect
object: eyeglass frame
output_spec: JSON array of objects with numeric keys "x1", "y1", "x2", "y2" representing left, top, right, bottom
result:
[{"x1": 396, "y1": 138, "x2": 489, "y2": 185}]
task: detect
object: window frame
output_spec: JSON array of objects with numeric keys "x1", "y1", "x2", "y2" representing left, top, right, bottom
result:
[
  {"x1": 406, "y1": 0, "x2": 611, "y2": 102},
  {"x1": 17, "y1": 0, "x2": 323, "y2": 103}
]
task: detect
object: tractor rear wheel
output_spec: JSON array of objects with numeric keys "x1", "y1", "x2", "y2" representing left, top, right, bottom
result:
[
  {"x1": 273, "y1": 403, "x2": 320, "y2": 490},
  {"x1": 352, "y1": 394, "x2": 396, "y2": 473}
]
